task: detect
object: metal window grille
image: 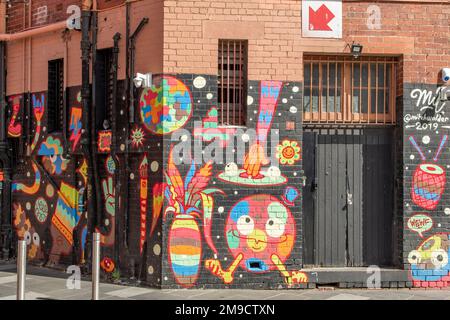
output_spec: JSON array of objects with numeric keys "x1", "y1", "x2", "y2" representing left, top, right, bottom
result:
[
  {"x1": 303, "y1": 55, "x2": 398, "y2": 125},
  {"x1": 218, "y1": 39, "x2": 248, "y2": 126},
  {"x1": 47, "y1": 59, "x2": 64, "y2": 133}
]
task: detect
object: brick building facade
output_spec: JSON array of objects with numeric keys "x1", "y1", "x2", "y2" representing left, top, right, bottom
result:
[{"x1": 0, "y1": 0, "x2": 449, "y2": 289}]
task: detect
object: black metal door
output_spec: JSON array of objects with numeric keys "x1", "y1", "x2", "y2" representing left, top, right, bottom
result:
[{"x1": 302, "y1": 128, "x2": 394, "y2": 267}]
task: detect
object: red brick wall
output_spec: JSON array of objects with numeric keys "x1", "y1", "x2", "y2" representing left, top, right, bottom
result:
[
  {"x1": 163, "y1": 0, "x2": 450, "y2": 85},
  {"x1": 6, "y1": 0, "x2": 81, "y2": 33}
]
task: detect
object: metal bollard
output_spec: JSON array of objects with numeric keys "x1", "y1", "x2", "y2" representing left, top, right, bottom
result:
[
  {"x1": 17, "y1": 240, "x2": 26, "y2": 300},
  {"x1": 92, "y1": 232, "x2": 100, "y2": 300}
]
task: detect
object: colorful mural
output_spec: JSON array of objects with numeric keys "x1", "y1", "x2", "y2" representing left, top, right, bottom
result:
[
  {"x1": 139, "y1": 75, "x2": 192, "y2": 135},
  {"x1": 164, "y1": 147, "x2": 223, "y2": 287},
  {"x1": 30, "y1": 93, "x2": 45, "y2": 153},
  {"x1": 131, "y1": 127, "x2": 145, "y2": 149},
  {"x1": 49, "y1": 182, "x2": 81, "y2": 264},
  {"x1": 13, "y1": 203, "x2": 43, "y2": 260},
  {"x1": 217, "y1": 81, "x2": 287, "y2": 186},
  {"x1": 98, "y1": 130, "x2": 112, "y2": 153},
  {"x1": 139, "y1": 154, "x2": 149, "y2": 254},
  {"x1": 7, "y1": 95, "x2": 22, "y2": 138},
  {"x1": 205, "y1": 193, "x2": 304, "y2": 286},
  {"x1": 409, "y1": 233, "x2": 450, "y2": 287},
  {"x1": 409, "y1": 136, "x2": 447, "y2": 210},
  {"x1": 69, "y1": 106, "x2": 82, "y2": 152},
  {"x1": 276, "y1": 140, "x2": 301, "y2": 165},
  {"x1": 193, "y1": 107, "x2": 237, "y2": 147}
]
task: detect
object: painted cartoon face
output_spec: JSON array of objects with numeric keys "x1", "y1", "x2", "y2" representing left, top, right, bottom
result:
[
  {"x1": 225, "y1": 195, "x2": 295, "y2": 273},
  {"x1": 409, "y1": 233, "x2": 450, "y2": 283}
]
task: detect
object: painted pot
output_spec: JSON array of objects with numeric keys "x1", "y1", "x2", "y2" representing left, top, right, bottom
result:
[
  {"x1": 412, "y1": 163, "x2": 446, "y2": 210},
  {"x1": 168, "y1": 214, "x2": 202, "y2": 287}
]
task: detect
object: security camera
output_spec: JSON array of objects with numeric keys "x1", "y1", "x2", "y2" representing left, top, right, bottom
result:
[
  {"x1": 442, "y1": 68, "x2": 450, "y2": 82},
  {"x1": 133, "y1": 73, "x2": 152, "y2": 88}
]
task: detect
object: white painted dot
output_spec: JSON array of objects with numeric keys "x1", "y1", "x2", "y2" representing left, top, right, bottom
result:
[
  {"x1": 206, "y1": 93, "x2": 213, "y2": 100},
  {"x1": 105, "y1": 219, "x2": 109, "y2": 226},
  {"x1": 234, "y1": 191, "x2": 238, "y2": 195},
  {"x1": 181, "y1": 134, "x2": 188, "y2": 142},
  {"x1": 247, "y1": 96, "x2": 254, "y2": 105},
  {"x1": 239, "y1": 274, "x2": 243, "y2": 278},
  {"x1": 26, "y1": 202, "x2": 31, "y2": 210},
  {"x1": 26, "y1": 172, "x2": 30, "y2": 177},
  {"x1": 130, "y1": 173, "x2": 135, "y2": 179},
  {"x1": 410, "y1": 155, "x2": 415, "y2": 160},
  {"x1": 224, "y1": 257, "x2": 228, "y2": 261},
  {"x1": 148, "y1": 266, "x2": 154, "y2": 275},
  {"x1": 405, "y1": 167, "x2": 408, "y2": 170},
  {"x1": 218, "y1": 206, "x2": 224, "y2": 213},
  {"x1": 43, "y1": 127, "x2": 47, "y2": 132},
  {"x1": 151, "y1": 161, "x2": 159, "y2": 172},
  {"x1": 282, "y1": 98, "x2": 288, "y2": 104},
  {"x1": 438, "y1": 223, "x2": 442, "y2": 227},
  {"x1": 249, "y1": 118, "x2": 253, "y2": 121},
  {"x1": 250, "y1": 86, "x2": 253, "y2": 90},
  {"x1": 253, "y1": 110, "x2": 257, "y2": 114},
  {"x1": 153, "y1": 244, "x2": 161, "y2": 256},
  {"x1": 278, "y1": 113, "x2": 282, "y2": 116},
  {"x1": 445, "y1": 208, "x2": 450, "y2": 215},
  {"x1": 292, "y1": 86, "x2": 299, "y2": 93},
  {"x1": 293, "y1": 172, "x2": 297, "y2": 176},
  {"x1": 242, "y1": 134, "x2": 250, "y2": 142},
  {"x1": 120, "y1": 144, "x2": 125, "y2": 151},
  {"x1": 193, "y1": 76, "x2": 206, "y2": 89},
  {"x1": 217, "y1": 235, "x2": 220, "y2": 239},
  {"x1": 120, "y1": 110, "x2": 124, "y2": 115},
  {"x1": 290, "y1": 106, "x2": 298, "y2": 114},
  {"x1": 197, "y1": 100, "x2": 201, "y2": 103},
  {"x1": 164, "y1": 277, "x2": 168, "y2": 281}
]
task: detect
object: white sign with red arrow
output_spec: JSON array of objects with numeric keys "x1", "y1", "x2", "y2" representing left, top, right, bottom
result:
[{"x1": 302, "y1": 0, "x2": 342, "y2": 38}]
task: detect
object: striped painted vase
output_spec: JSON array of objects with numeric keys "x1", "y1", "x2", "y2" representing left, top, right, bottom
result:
[{"x1": 168, "y1": 214, "x2": 202, "y2": 287}]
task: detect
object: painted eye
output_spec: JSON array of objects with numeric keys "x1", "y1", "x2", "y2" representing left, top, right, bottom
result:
[
  {"x1": 24, "y1": 231, "x2": 31, "y2": 245},
  {"x1": 32, "y1": 233, "x2": 40, "y2": 246},
  {"x1": 431, "y1": 249, "x2": 448, "y2": 269},
  {"x1": 408, "y1": 250, "x2": 421, "y2": 265},
  {"x1": 237, "y1": 215, "x2": 254, "y2": 236},
  {"x1": 266, "y1": 218, "x2": 285, "y2": 238}
]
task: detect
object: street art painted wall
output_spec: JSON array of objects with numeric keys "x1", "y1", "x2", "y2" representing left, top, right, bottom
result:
[
  {"x1": 404, "y1": 84, "x2": 450, "y2": 288},
  {"x1": 146, "y1": 74, "x2": 306, "y2": 289}
]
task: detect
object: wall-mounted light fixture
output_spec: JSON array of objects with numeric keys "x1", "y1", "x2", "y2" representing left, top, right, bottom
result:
[{"x1": 351, "y1": 43, "x2": 363, "y2": 58}]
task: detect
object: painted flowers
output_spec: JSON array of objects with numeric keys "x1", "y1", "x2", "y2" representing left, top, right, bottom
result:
[{"x1": 276, "y1": 140, "x2": 301, "y2": 165}]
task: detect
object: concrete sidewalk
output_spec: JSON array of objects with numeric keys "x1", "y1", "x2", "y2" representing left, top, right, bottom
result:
[{"x1": 0, "y1": 264, "x2": 449, "y2": 300}]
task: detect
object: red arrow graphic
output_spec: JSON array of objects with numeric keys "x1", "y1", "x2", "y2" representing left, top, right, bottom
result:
[{"x1": 309, "y1": 4, "x2": 335, "y2": 31}]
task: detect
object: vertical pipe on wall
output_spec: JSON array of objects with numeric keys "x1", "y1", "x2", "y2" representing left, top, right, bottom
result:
[
  {"x1": 0, "y1": 40, "x2": 12, "y2": 259},
  {"x1": 80, "y1": 0, "x2": 95, "y2": 268},
  {"x1": 111, "y1": 32, "x2": 121, "y2": 266},
  {"x1": 90, "y1": 9, "x2": 103, "y2": 235},
  {"x1": 123, "y1": 1, "x2": 131, "y2": 250}
]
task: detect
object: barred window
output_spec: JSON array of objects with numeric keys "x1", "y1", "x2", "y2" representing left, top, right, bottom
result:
[
  {"x1": 303, "y1": 55, "x2": 397, "y2": 125},
  {"x1": 218, "y1": 39, "x2": 248, "y2": 126},
  {"x1": 47, "y1": 59, "x2": 64, "y2": 133}
]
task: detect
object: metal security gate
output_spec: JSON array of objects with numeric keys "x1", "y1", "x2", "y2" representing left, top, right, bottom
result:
[{"x1": 302, "y1": 128, "x2": 395, "y2": 267}]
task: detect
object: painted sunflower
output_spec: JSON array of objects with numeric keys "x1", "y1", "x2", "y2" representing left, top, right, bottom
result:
[{"x1": 276, "y1": 140, "x2": 301, "y2": 165}]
